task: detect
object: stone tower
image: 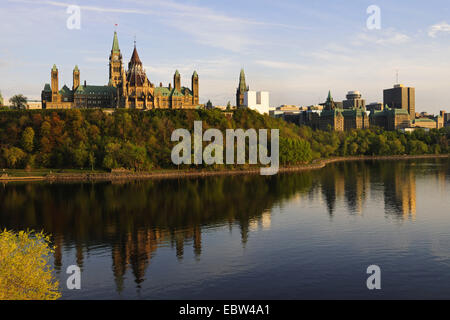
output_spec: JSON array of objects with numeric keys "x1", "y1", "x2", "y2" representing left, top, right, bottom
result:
[
  {"x1": 192, "y1": 71, "x2": 199, "y2": 105},
  {"x1": 109, "y1": 31, "x2": 123, "y2": 87},
  {"x1": 51, "y1": 64, "x2": 59, "y2": 102},
  {"x1": 236, "y1": 68, "x2": 249, "y2": 108},
  {"x1": 174, "y1": 70, "x2": 181, "y2": 91},
  {"x1": 73, "y1": 65, "x2": 80, "y2": 90}
]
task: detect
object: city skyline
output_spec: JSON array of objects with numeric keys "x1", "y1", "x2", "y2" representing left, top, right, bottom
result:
[{"x1": 2, "y1": 0, "x2": 450, "y2": 113}]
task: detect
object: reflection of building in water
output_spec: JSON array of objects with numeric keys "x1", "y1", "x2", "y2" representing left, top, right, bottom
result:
[
  {"x1": 384, "y1": 166, "x2": 416, "y2": 220},
  {"x1": 248, "y1": 210, "x2": 272, "y2": 232},
  {"x1": 319, "y1": 162, "x2": 372, "y2": 216},
  {"x1": 320, "y1": 168, "x2": 345, "y2": 216},
  {"x1": 261, "y1": 211, "x2": 271, "y2": 230},
  {"x1": 110, "y1": 226, "x2": 204, "y2": 291},
  {"x1": 344, "y1": 165, "x2": 371, "y2": 215}
]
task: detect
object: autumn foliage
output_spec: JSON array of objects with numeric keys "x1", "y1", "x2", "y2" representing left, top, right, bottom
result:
[{"x1": 0, "y1": 230, "x2": 61, "y2": 300}]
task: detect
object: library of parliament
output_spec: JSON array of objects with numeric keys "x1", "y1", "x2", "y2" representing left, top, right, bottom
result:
[{"x1": 41, "y1": 32, "x2": 200, "y2": 109}]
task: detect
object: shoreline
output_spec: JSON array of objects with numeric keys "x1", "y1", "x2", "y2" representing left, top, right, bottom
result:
[{"x1": 0, "y1": 154, "x2": 448, "y2": 183}]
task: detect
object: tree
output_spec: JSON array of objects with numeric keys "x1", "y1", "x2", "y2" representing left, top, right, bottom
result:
[
  {"x1": 2, "y1": 147, "x2": 26, "y2": 168},
  {"x1": 21, "y1": 127, "x2": 35, "y2": 153},
  {"x1": 0, "y1": 90, "x2": 4, "y2": 107},
  {"x1": 9, "y1": 94, "x2": 28, "y2": 109}
]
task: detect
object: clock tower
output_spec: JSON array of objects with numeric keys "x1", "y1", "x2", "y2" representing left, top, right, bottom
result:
[{"x1": 109, "y1": 31, "x2": 123, "y2": 87}]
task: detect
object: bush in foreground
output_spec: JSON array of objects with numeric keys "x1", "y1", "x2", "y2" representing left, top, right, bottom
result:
[{"x1": 0, "y1": 230, "x2": 61, "y2": 300}]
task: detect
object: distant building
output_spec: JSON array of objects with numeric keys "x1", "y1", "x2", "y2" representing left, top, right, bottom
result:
[
  {"x1": 414, "y1": 117, "x2": 444, "y2": 129},
  {"x1": 236, "y1": 69, "x2": 249, "y2": 108},
  {"x1": 26, "y1": 100, "x2": 42, "y2": 109},
  {"x1": 343, "y1": 91, "x2": 365, "y2": 109},
  {"x1": 366, "y1": 102, "x2": 384, "y2": 112},
  {"x1": 383, "y1": 84, "x2": 415, "y2": 121},
  {"x1": 42, "y1": 32, "x2": 200, "y2": 109},
  {"x1": 440, "y1": 110, "x2": 450, "y2": 124},
  {"x1": 370, "y1": 107, "x2": 411, "y2": 130},
  {"x1": 243, "y1": 91, "x2": 270, "y2": 114},
  {"x1": 294, "y1": 91, "x2": 369, "y2": 131}
]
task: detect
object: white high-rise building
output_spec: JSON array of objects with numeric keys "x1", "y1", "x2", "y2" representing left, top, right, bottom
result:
[{"x1": 243, "y1": 91, "x2": 270, "y2": 114}]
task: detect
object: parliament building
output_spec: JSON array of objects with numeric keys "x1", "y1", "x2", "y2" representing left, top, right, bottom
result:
[{"x1": 42, "y1": 32, "x2": 200, "y2": 110}]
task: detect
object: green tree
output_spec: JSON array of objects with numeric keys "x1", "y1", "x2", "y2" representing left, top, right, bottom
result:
[
  {"x1": 21, "y1": 127, "x2": 35, "y2": 153},
  {"x1": 2, "y1": 147, "x2": 26, "y2": 168},
  {"x1": 9, "y1": 94, "x2": 28, "y2": 109}
]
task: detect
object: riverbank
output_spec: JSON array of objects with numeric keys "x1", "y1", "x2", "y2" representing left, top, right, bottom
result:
[{"x1": 0, "y1": 154, "x2": 448, "y2": 183}]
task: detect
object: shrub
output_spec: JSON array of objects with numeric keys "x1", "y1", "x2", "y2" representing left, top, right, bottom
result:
[{"x1": 0, "y1": 230, "x2": 61, "y2": 300}]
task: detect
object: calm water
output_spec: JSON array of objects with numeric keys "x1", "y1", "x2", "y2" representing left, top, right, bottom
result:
[{"x1": 1, "y1": 159, "x2": 450, "y2": 299}]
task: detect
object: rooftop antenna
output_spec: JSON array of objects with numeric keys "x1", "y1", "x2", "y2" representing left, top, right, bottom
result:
[
  {"x1": 134, "y1": 34, "x2": 136, "y2": 47},
  {"x1": 114, "y1": 23, "x2": 118, "y2": 32}
]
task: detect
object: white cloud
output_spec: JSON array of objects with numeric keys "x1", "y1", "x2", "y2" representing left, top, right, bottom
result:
[
  {"x1": 255, "y1": 60, "x2": 307, "y2": 70},
  {"x1": 352, "y1": 28, "x2": 410, "y2": 46},
  {"x1": 428, "y1": 22, "x2": 450, "y2": 38},
  {"x1": 8, "y1": 0, "x2": 305, "y2": 52}
]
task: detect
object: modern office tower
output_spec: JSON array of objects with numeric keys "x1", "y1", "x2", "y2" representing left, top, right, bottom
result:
[
  {"x1": 343, "y1": 91, "x2": 365, "y2": 109},
  {"x1": 383, "y1": 84, "x2": 415, "y2": 120},
  {"x1": 243, "y1": 91, "x2": 270, "y2": 114}
]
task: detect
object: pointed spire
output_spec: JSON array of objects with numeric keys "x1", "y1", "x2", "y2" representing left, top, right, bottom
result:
[
  {"x1": 327, "y1": 90, "x2": 332, "y2": 101},
  {"x1": 52, "y1": 64, "x2": 58, "y2": 72},
  {"x1": 112, "y1": 31, "x2": 120, "y2": 53},
  {"x1": 129, "y1": 45, "x2": 142, "y2": 65},
  {"x1": 74, "y1": 65, "x2": 79, "y2": 72},
  {"x1": 175, "y1": 70, "x2": 180, "y2": 76},
  {"x1": 238, "y1": 68, "x2": 247, "y2": 93},
  {"x1": 192, "y1": 70, "x2": 198, "y2": 78}
]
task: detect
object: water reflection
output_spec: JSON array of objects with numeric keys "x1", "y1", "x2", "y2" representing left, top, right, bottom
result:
[{"x1": 0, "y1": 158, "x2": 448, "y2": 294}]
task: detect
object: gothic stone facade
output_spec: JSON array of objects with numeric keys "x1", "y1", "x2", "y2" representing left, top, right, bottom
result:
[{"x1": 42, "y1": 32, "x2": 200, "y2": 110}]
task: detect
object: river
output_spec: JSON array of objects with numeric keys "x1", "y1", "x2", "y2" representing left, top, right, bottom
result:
[{"x1": 1, "y1": 158, "x2": 449, "y2": 299}]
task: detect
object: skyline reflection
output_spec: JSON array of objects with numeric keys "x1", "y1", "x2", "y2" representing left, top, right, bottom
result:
[{"x1": 0, "y1": 158, "x2": 448, "y2": 294}]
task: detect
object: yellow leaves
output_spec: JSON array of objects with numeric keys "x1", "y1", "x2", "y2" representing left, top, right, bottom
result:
[{"x1": 0, "y1": 229, "x2": 61, "y2": 300}]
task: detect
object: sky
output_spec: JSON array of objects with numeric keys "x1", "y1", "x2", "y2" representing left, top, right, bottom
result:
[{"x1": 1, "y1": 0, "x2": 450, "y2": 114}]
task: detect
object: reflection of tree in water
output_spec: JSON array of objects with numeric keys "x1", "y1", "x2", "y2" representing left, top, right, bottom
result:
[
  {"x1": 0, "y1": 173, "x2": 314, "y2": 291},
  {"x1": 0, "y1": 158, "x2": 447, "y2": 291}
]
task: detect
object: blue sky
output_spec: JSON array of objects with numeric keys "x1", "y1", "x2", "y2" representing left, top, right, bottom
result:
[{"x1": 1, "y1": 0, "x2": 450, "y2": 114}]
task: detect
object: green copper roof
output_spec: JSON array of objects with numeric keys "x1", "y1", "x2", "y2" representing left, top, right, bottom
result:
[
  {"x1": 170, "y1": 88, "x2": 183, "y2": 97},
  {"x1": 414, "y1": 118, "x2": 435, "y2": 122},
  {"x1": 112, "y1": 31, "x2": 120, "y2": 53},
  {"x1": 154, "y1": 87, "x2": 171, "y2": 96},
  {"x1": 372, "y1": 108, "x2": 410, "y2": 117},
  {"x1": 181, "y1": 87, "x2": 193, "y2": 96},
  {"x1": 52, "y1": 64, "x2": 57, "y2": 72},
  {"x1": 75, "y1": 85, "x2": 115, "y2": 95},
  {"x1": 327, "y1": 90, "x2": 332, "y2": 101},
  {"x1": 193, "y1": 70, "x2": 198, "y2": 78},
  {"x1": 43, "y1": 83, "x2": 51, "y2": 92},
  {"x1": 238, "y1": 68, "x2": 248, "y2": 93},
  {"x1": 74, "y1": 65, "x2": 79, "y2": 72},
  {"x1": 175, "y1": 70, "x2": 180, "y2": 76},
  {"x1": 154, "y1": 86, "x2": 189, "y2": 97},
  {"x1": 59, "y1": 85, "x2": 73, "y2": 97}
]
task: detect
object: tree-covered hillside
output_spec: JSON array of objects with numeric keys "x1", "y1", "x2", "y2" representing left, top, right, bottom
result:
[{"x1": 0, "y1": 108, "x2": 448, "y2": 170}]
